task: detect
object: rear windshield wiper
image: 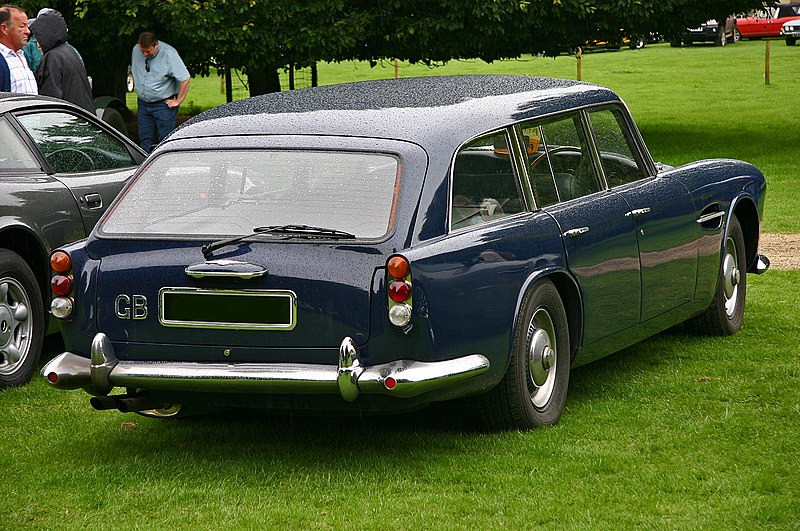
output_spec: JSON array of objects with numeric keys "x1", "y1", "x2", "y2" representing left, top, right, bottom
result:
[{"x1": 202, "y1": 224, "x2": 355, "y2": 259}]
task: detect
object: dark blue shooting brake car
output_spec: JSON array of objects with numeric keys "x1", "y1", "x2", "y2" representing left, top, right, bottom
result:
[{"x1": 42, "y1": 75, "x2": 769, "y2": 430}]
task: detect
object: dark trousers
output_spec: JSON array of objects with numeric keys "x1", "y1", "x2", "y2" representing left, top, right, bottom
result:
[{"x1": 138, "y1": 97, "x2": 178, "y2": 152}]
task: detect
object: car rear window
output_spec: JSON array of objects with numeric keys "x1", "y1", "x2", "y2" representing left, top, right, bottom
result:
[{"x1": 99, "y1": 150, "x2": 400, "y2": 239}]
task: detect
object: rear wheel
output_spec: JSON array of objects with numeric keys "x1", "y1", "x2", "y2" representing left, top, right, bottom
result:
[
  {"x1": 686, "y1": 215, "x2": 746, "y2": 336},
  {"x1": 476, "y1": 279, "x2": 570, "y2": 430},
  {"x1": 0, "y1": 250, "x2": 45, "y2": 389}
]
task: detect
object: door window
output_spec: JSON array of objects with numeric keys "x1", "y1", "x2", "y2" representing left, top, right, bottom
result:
[
  {"x1": 587, "y1": 109, "x2": 646, "y2": 187},
  {"x1": 522, "y1": 114, "x2": 601, "y2": 206},
  {"x1": 16, "y1": 111, "x2": 136, "y2": 174}
]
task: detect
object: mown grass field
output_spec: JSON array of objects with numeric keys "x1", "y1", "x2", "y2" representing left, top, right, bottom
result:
[
  {"x1": 2, "y1": 273, "x2": 798, "y2": 528},
  {"x1": 4, "y1": 41, "x2": 799, "y2": 529}
]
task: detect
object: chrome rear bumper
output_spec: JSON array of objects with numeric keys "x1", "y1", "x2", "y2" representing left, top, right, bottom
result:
[{"x1": 42, "y1": 334, "x2": 490, "y2": 402}]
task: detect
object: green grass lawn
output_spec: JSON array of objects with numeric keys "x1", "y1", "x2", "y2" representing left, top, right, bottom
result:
[
  {"x1": 2, "y1": 271, "x2": 798, "y2": 528},
  {"x1": 168, "y1": 40, "x2": 798, "y2": 233}
]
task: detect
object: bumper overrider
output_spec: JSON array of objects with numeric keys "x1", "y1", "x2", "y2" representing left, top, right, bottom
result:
[{"x1": 42, "y1": 334, "x2": 491, "y2": 404}]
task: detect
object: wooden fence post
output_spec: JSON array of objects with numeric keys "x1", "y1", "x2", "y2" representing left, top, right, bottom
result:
[
  {"x1": 765, "y1": 40, "x2": 771, "y2": 85},
  {"x1": 576, "y1": 48, "x2": 582, "y2": 81}
]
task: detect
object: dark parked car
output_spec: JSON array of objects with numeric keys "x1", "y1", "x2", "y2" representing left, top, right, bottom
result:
[
  {"x1": 672, "y1": 17, "x2": 739, "y2": 46},
  {"x1": 0, "y1": 94, "x2": 146, "y2": 389},
  {"x1": 41, "y1": 76, "x2": 769, "y2": 430}
]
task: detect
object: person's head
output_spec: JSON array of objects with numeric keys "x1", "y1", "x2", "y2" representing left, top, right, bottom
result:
[
  {"x1": 138, "y1": 31, "x2": 158, "y2": 58},
  {"x1": 0, "y1": 5, "x2": 30, "y2": 51}
]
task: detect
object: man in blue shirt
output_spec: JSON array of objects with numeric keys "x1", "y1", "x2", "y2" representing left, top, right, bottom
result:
[{"x1": 131, "y1": 31, "x2": 190, "y2": 152}]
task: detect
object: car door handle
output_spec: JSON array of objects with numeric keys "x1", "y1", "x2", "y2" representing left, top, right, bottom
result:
[
  {"x1": 564, "y1": 227, "x2": 589, "y2": 238},
  {"x1": 625, "y1": 207, "x2": 651, "y2": 217},
  {"x1": 84, "y1": 193, "x2": 103, "y2": 209}
]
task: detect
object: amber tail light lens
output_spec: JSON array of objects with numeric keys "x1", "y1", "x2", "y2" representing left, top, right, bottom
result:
[{"x1": 50, "y1": 250, "x2": 72, "y2": 273}]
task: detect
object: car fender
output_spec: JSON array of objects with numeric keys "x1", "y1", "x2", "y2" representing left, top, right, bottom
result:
[{"x1": 510, "y1": 265, "x2": 584, "y2": 363}]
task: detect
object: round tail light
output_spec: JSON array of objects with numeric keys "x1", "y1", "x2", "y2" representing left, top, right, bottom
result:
[
  {"x1": 50, "y1": 275, "x2": 73, "y2": 296},
  {"x1": 387, "y1": 255, "x2": 410, "y2": 279},
  {"x1": 50, "y1": 251, "x2": 72, "y2": 273}
]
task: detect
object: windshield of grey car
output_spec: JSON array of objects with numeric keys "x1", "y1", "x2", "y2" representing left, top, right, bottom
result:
[{"x1": 99, "y1": 150, "x2": 400, "y2": 239}]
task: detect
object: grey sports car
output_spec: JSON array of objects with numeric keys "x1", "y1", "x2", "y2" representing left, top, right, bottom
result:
[{"x1": 0, "y1": 93, "x2": 146, "y2": 389}]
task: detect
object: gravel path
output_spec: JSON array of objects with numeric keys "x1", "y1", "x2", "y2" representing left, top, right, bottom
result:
[{"x1": 759, "y1": 233, "x2": 800, "y2": 270}]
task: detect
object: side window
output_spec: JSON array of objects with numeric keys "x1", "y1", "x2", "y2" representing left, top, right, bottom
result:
[
  {"x1": 587, "y1": 109, "x2": 646, "y2": 187},
  {"x1": 16, "y1": 111, "x2": 136, "y2": 174},
  {"x1": 451, "y1": 131, "x2": 524, "y2": 230},
  {"x1": 523, "y1": 114, "x2": 601, "y2": 206},
  {"x1": 0, "y1": 119, "x2": 39, "y2": 171}
]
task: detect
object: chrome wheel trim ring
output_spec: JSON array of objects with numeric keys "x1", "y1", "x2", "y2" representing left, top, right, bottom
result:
[
  {"x1": 0, "y1": 278, "x2": 32, "y2": 376},
  {"x1": 527, "y1": 307, "x2": 557, "y2": 410},
  {"x1": 722, "y1": 235, "x2": 740, "y2": 318}
]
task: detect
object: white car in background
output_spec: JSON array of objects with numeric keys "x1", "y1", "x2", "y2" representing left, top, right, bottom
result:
[{"x1": 781, "y1": 18, "x2": 800, "y2": 44}]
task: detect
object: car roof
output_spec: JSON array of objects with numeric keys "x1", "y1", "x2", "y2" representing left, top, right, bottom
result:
[
  {"x1": 0, "y1": 92, "x2": 86, "y2": 113},
  {"x1": 168, "y1": 75, "x2": 621, "y2": 150}
]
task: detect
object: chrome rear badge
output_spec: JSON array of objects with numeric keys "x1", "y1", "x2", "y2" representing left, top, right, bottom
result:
[{"x1": 115, "y1": 294, "x2": 148, "y2": 320}]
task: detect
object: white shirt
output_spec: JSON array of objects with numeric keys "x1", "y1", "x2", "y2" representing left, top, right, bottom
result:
[{"x1": 1, "y1": 43, "x2": 38, "y2": 94}]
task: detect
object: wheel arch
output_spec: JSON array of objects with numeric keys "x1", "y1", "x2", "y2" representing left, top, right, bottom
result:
[
  {"x1": 730, "y1": 196, "x2": 759, "y2": 271},
  {"x1": 0, "y1": 225, "x2": 51, "y2": 315},
  {"x1": 513, "y1": 269, "x2": 583, "y2": 363}
]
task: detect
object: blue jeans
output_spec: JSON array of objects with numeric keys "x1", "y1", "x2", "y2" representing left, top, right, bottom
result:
[{"x1": 138, "y1": 97, "x2": 178, "y2": 152}]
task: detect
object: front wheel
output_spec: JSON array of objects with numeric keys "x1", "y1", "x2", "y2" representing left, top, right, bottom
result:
[
  {"x1": 476, "y1": 279, "x2": 571, "y2": 430},
  {"x1": 686, "y1": 215, "x2": 746, "y2": 336},
  {"x1": 787, "y1": 37, "x2": 797, "y2": 46},
  {"x1": 0, "y1": 250, "x2": 45, "y2": 389}
]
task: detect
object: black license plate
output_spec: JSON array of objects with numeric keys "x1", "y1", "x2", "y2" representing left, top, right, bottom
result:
[{"x1": 159, "y1": 289, "x2": 296, "y2": 330}]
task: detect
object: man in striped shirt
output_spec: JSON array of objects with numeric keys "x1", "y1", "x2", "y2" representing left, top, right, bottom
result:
[{"x1": 0, "y1": 5, "x2": 37, "y2": 94}]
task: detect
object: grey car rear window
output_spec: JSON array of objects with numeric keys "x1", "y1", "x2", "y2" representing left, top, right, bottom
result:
[{"x1": 100, "y1": 150, "x2": 400, "y2": 239}]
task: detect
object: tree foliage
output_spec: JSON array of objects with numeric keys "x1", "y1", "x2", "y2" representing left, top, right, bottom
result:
[{"x1": 16, "y1": 0, "x2": 765, "y2": 99}]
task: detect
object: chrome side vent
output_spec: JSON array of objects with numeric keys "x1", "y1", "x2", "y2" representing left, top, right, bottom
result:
[{"x1": 696, "y1": 204, "x2": 725, "y2": 230}]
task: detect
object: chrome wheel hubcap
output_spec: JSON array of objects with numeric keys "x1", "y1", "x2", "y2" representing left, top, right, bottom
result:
[
  {"x1": 0, "y1": 279, "x2": 32, "y2": 376},
  {"x1": 527, "y1": 308, "x2": 557, "y2": 409},
  {"x1": 722, "y1": 236, "x2": 740, "y2": 318}
]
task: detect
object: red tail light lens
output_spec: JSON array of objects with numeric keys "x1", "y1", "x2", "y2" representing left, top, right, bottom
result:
[
  {"x1": 51, "y1": 275, "x2": 73, "y2": 296},
  {"x1": 389, "y1": 280, "x2": 411, "y2": 302},
  {"x1": 50, "y1": 250, "x2": 72, "y2": 273}
]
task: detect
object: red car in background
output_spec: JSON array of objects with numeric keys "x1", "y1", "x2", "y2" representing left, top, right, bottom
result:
[{"x1": 736, "y1": 3, "x2": 800, "y2": 38}]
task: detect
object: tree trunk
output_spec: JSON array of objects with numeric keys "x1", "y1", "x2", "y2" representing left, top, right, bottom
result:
[
  {"x1": 87, "y1": 60, "x2": 128, "y2": 102},
  {"x1": 225, "y1": 68, "x2": 233, "y2": 103},
  {"x1": 247, "y1": 65, "x2": 281, "y2": 96}
]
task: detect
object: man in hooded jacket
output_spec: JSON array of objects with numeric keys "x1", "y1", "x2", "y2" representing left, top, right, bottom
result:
[{"x1": 28, "y1": 9, "x2": 93, "y2": 111}]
